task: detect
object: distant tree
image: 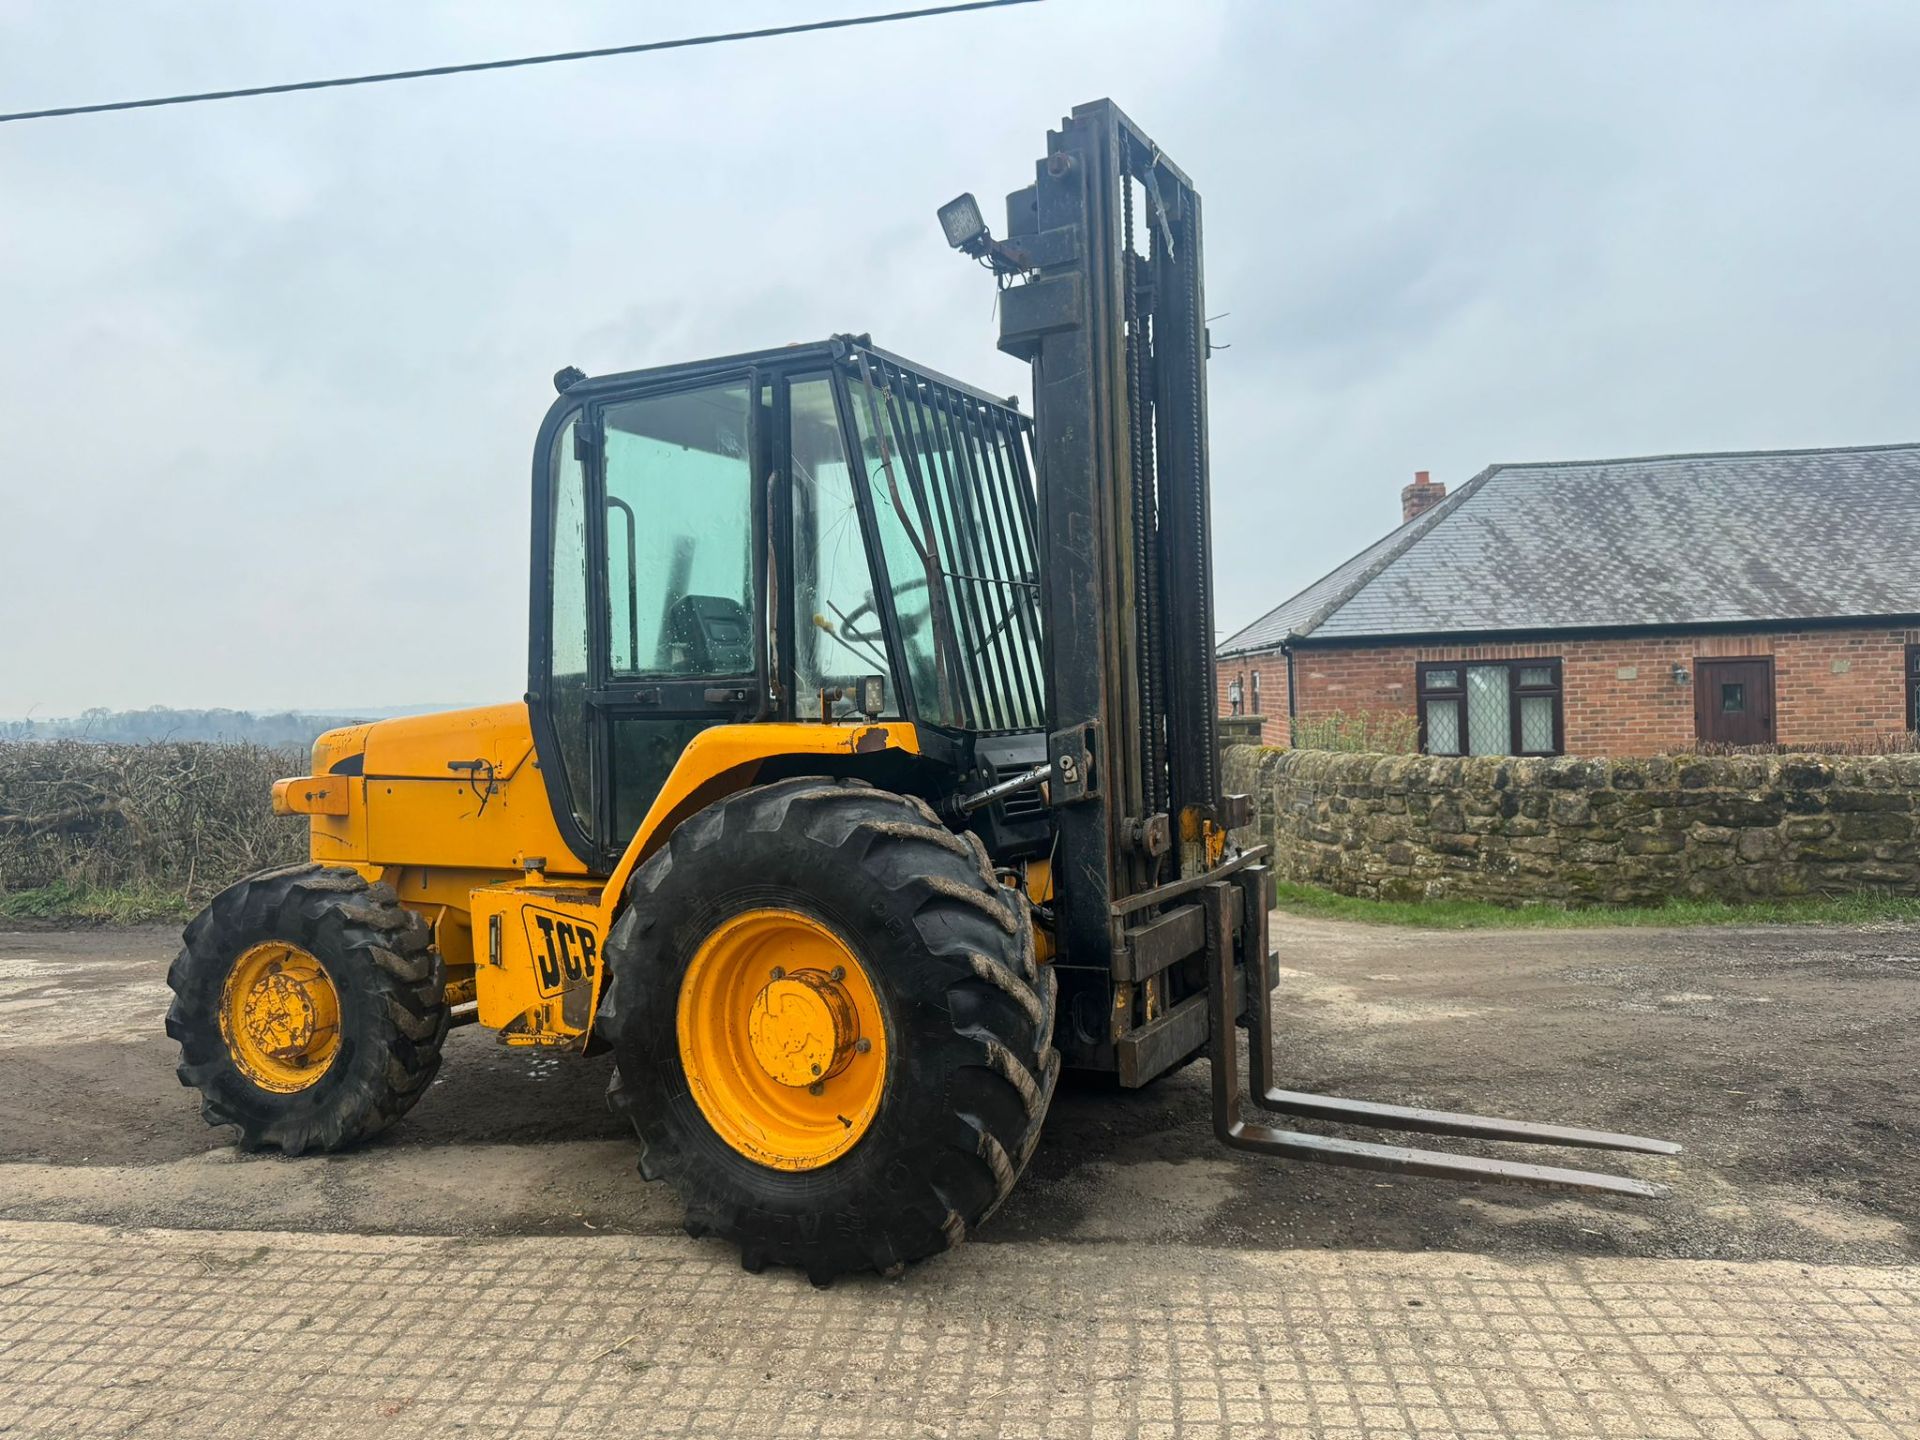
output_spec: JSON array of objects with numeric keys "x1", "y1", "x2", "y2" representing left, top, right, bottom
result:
[{"x1": 4, "y1": 707, "x2": 373, "y2": 748}]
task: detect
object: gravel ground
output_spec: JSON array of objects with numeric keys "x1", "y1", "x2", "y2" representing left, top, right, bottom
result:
[{"x1": 0, "y1": 914, "x2": 1914, "y2": 1266}]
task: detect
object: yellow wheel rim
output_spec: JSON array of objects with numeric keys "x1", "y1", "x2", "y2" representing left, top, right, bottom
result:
[
  {"x1": 219, "y1": 941, "x2": 341, "y2": 1093},
  {"x1": 677, "y1": 909, "x2": 887, "y2": 1171}
]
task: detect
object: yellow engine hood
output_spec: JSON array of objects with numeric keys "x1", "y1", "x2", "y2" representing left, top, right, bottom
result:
[{"x1": 351, "y1": 703, "x2": 540, "y2": 782}]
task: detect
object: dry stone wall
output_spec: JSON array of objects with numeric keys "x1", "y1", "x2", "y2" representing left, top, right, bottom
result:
[{"x1": 1223, "y1": 746, "x2": 1920, "y2": 904}]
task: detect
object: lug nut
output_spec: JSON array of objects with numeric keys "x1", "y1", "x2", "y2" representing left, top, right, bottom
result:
[
  {"x1": 808, "y1": 1082, "x2": 824, "y2": 1096},
  {"x1": 855, "y1": 1038, "x2": 872, "y2": 1054},
  {"x1": 829, "y1": 966, "x2": 845, "y2": 982},
  {"x1": 770, "y1": 967, "x2": 785, "y2": 980}
]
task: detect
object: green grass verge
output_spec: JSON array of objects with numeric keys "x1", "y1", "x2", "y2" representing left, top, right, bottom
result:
[
  {"x1": 1270, "y1": 880, "x2": 1920, "y2": 930},
  {"x1": 8, "y1": 874, "x2": 1916, "y2": 933},
  {"x1": 0, "y1": 881, "x2": 194, "y2": 926}
]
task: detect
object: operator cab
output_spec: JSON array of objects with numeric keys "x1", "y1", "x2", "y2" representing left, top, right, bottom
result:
[{"x1": 528, "y1": 337, "x2": 1049, "y2": 872}]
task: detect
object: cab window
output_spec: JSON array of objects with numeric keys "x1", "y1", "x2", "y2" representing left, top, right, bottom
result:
[
  {"x1": 602, "y1": 384, "x2": 755, "y2": 677},
  {"x1": 789, "y1": 375, "x2": 899, "y2": 718},
  {"x1": 846, "y1": 382, "x2": 953, "y2": 724},
  {"x1": 546, "y1": 414, "x2": 593, "y2": 829}
]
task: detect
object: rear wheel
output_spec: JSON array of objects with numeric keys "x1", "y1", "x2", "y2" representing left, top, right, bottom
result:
[
  {"x1": 166, "y1": 864, "x2": 449, "y2": 1154},
  {"x1": 601, "y1": 777, "x2": 1059, "y2": 1283}
]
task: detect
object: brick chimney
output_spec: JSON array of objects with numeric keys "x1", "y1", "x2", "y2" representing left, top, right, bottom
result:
[{"x1": 1400, "y1": 469, "x2": 1446, "y2": 525}]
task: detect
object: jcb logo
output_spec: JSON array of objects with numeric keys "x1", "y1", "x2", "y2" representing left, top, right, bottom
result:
[{"x1": 522, "y1": 906, "x2": 600, "y2": 997}]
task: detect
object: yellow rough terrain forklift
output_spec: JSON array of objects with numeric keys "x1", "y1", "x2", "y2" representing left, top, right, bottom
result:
[{"x1": 168, "y1": 101, "x2": 1676, "y2": 1282}]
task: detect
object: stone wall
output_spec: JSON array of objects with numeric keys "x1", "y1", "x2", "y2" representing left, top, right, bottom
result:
[{"x1": 1224, "y1": 745, "x2": 1920, "y2": 904}]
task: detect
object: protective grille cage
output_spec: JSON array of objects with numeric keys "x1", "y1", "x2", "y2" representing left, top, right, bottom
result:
[{"x1": 849, "y1": 351, "x2": 1047, "y2": 732}]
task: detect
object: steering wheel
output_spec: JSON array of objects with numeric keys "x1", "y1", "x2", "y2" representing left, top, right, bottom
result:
[{"x1": 838, "y1": 577, "x2": 929, "y2": 644}]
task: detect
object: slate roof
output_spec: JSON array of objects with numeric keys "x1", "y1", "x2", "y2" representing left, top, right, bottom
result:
[{"x1": 1218, "y1": 443, "x2": 1920, "y2": 655}]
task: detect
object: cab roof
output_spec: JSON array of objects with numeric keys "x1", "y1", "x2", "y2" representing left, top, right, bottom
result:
[{"x1": 554, "y1": 335, "x2": 1027, "y2": 418}]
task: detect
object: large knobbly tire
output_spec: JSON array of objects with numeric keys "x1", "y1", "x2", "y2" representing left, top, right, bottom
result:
[
  {"x1": 166, "y1": 863, "x2": 449, "y2": 1154},
  {"x1": 601, "y1": 777, "x2": 1059, "y2": 1283}
]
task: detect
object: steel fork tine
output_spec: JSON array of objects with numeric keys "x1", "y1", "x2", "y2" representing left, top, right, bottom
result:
[
  {"x1": 1209, "y1": 872, "x2": 1678, "y2": 1196},
  {"x1": 1251, "y1": 1089, "x2": 1683, "y2": 1156}
]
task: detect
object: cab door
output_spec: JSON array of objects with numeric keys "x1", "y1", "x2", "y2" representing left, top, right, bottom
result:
[{"x1": 539, "y1": 372, "x2": 767, "y2": 868}]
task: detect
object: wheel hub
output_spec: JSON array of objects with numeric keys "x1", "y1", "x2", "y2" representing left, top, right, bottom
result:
[
  {"x1": 219, "y1": 941, "x2": 341, "y2": 1093},
  {"x1": 747, "y1": 970, "x2": 859, "y2": 1088},
  {"x1": 677, "y1": 909, "x2": 887, "y2": 1170},
  {"x1": 247, "y1": 971, "x2": 322, "y2": 1053}
]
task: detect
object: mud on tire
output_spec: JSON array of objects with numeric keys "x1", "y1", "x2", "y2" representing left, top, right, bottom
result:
[
  {"x1": 166, "y1": 863, "x2": 449, "y2": 1154},
  {"x1": 600, "y1": 777, "x2": 1060, "y2": 1283}
]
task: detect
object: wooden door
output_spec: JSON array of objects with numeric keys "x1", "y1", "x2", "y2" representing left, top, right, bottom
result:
[{"x1": 1695, "y1": 658, "x2": 1774, "y2": 745}]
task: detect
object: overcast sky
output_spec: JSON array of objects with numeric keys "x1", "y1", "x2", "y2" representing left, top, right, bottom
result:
[{"x1": 2, "y1": 1, "x2": 1916, "y2": 716}]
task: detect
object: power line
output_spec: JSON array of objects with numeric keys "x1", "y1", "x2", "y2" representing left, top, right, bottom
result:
[{"x1": 0, "y1": 0, "x2": 1042, "y2": 126}]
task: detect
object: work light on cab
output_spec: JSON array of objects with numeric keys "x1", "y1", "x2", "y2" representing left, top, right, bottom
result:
[{"x1": 937, "y1": 191, "x2": 990, "y2": 254}]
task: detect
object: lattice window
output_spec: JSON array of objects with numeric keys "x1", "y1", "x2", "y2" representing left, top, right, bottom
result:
[
  {"x1": 1519, "y1": 695, "x2": 1556, "y2": 751},
  {"x1": 1418, "y1": 659, "x2": 1563, "y2": 756},
  {"x1": 1465, "y1": 666, "x2": 1510, "y2": 754}
]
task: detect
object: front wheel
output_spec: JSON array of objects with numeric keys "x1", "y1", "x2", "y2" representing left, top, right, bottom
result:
[{"x1": 600, "y1": 777, "x2": 1058, "y2": 1283}]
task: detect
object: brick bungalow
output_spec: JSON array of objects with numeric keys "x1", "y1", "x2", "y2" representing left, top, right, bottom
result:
[{"x1": 1217, "y1": 444, "x2": 1920, "y2": 757}]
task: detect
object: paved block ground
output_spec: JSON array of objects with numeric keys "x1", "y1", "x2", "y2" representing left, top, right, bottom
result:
[{"x1": 1, "y1": 1220, "x2": 1914, "y2": 1439}]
